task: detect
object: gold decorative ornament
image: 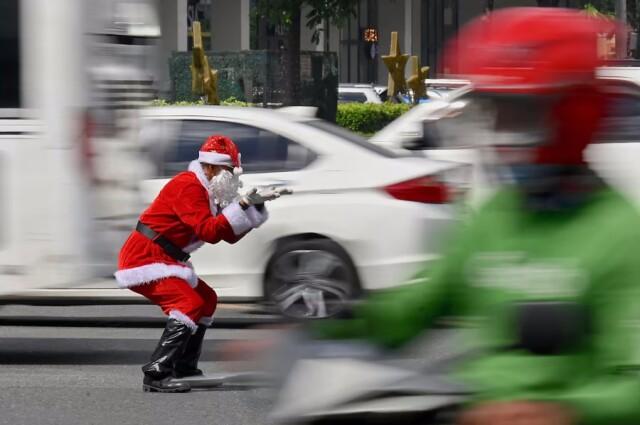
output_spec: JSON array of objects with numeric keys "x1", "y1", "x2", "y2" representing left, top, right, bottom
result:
[
  {"x1": 381, "y1": 31, "x2": 409, "y2": 99},
  {"x1": 191, "y1": 21, "x2": 219, "y2": 105},
  {"x1": 406, "y1": 56, "x2": 429, "y2": 104}
]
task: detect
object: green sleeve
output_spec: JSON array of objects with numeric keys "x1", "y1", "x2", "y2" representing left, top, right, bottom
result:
[
  {"x1": 556, "y1": 234, "x2": 640, "y2": 425},
  {"x1": 314, "y1": 217, "x2": 475, "y2": 349}
]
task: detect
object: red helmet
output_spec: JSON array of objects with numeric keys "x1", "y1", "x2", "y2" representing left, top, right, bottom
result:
[
  {"x1": 444, "y1": 8, "x2": 616, "y2": 94},
  {"x1": 440, "y1": 8, "x2": 619, "y2": 165},
  {"x1": 199, "y1": 135, "x2": 243, "y2": 174}
]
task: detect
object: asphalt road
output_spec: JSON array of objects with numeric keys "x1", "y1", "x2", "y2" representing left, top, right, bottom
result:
[
  {"x1": 0, "y1": 305, "x2": 459, "y2": 425},
  {"x1": 0, "y1": 305, "x2": 283, "y2": 425}
]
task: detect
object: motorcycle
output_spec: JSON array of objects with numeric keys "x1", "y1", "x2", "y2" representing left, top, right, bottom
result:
[{"x1": 266, "y1": 328, "x2": 470, "y2": 425}]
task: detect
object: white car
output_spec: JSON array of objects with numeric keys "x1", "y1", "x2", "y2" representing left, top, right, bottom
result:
[
  {"x1": 370, "y1": 79, "x2": 640, "y2": 207},
  {"x1": 136, "y1": 106, "x2": 466, "y2": 318},
  {"x1": 12, "y1": 106, "x2": 463, "y2": 319},
  {"x1": 338, "y1": 84, "x2": 385, "y2": 104}
]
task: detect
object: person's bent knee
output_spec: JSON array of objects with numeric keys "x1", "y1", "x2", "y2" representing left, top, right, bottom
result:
[
  {"x1": 196, "y1": 280, "x2": 218, "y2": 320},
  {"x1": 171, "y1": 291, "x2": 206, "y2": 327},
  {"x1": 200, "y1": 290, "x2": 218, "y2": 319}
]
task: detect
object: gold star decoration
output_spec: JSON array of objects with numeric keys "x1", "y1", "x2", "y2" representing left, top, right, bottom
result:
[
  {"x1": 381, "y1": 31, "x2": 409, "y2": 98},
  {"x1": 406, "y1": 56, "x2": 429, "y2": 104},
  {"x1": 191, "y1": 21, "x2": 220, "y2": 105}
]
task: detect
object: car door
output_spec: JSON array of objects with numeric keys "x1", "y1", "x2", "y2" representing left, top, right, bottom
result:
[{"x1": 139, "y1": 116, "x2": 316, "y2": 299}]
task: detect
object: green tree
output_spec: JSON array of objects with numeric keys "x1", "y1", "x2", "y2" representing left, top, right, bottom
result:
[
  {"x1": 581, "y1": 1, "x2": 639, "y2": 41},
  {"x1": 582, "y1": 2, "x2": 615, "y2": 17},
  {"x1": 579, "y1": 0, "x2": 615, "y2": 13},
  {"x1": 256, "y1": 0, "x2": 357, "y2": 105}
]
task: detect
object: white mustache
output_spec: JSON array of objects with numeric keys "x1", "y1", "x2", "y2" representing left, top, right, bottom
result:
[{"x1": 208, "y1": 170, "x2": 242, "y2": 208}]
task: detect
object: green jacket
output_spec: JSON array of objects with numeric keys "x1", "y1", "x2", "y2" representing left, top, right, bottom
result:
[{"x1": 319, "y1": 188, "x2": 640, "y2": 425}]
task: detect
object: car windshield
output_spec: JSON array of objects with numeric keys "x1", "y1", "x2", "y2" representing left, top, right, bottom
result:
[{"x1": 306, "y1": 119, "x2": 398, "y2": 158}]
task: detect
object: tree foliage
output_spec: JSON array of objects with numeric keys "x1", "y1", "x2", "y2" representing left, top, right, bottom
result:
[
  {"x1": 255, "y1": 1, "x2": 357, "y2": 106},
  {"x1": 256, "y1": 0, "x2": 357, "y2": 44},
  {"x1": 583, "y1": 2, "x2": 615, "y2": 17},
  {"x1": 579, "y1": 1, "x2": 639, "y2": 29}
]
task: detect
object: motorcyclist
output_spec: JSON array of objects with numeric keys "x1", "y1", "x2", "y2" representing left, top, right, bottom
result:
[{"x1": 316, "y1": 8, "x2": 640, "y2": 425}]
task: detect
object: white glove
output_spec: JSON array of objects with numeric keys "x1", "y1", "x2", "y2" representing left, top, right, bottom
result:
[{"x1": 242, "y1": 187, "x2": 293, "y2": 205}]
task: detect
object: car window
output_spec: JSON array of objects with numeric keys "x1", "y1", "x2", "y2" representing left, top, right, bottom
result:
[
  {"x1": 338, "y1": 92, "x2": 368, "y2": 103},
  {"x1": 597, "y1": 94, "x2": 640, "y2": 143},
  {"x1": 160, "y1": 119, "x2": 316, "y2": 177},
  {"x1": 306, "y1": 119, "x2": 398, "y2": 158}
]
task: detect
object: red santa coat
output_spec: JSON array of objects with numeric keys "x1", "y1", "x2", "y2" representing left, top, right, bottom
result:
[{"x1": 115, "y1": 160, "x2": 268, "y2": 289}]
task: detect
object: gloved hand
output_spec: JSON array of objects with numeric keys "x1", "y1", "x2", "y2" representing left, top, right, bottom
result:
[{"x1": 241, "y1": 187, "x2": 293, "y2": 206}]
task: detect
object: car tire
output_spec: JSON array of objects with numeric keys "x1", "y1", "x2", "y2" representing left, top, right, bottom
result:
[{"x1": 264, "y1": 239, "x2": 360, "y2": 320}]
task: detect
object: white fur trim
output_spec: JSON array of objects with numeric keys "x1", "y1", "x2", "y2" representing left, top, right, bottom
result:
[
  {"x1": 188, "y1": 160, "x2": 219, "y2": 215},
  {"x1": 222, "y1": 202, "x2": 252, "y2": 235},
  {"x1": 246, "y1": 205, "x2": 269, "y2": 228},
  {"x1": 198, "y1": 316, "x2": 214, "y2": 326},
  {"x1": 199, "y1": 151, "x2": 232, "y2": 166},
  {"x1": 114, "y1": 263, "x2": 198, "y2": 289},
  {"x1": 233, "y1": 167, "x2": 243, "y2": 175},
  {"x1": 188, "y1": 160, "x2": 210, "y2": 190},
  {"x1": 183, "y1": 239, "x2": 205, "y2": 254},
  {"x1": 169, "y1": 310, "x2": 198, "y2": 333}
]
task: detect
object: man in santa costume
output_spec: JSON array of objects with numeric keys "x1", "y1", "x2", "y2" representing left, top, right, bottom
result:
[{"x1": 115, "y1": 135, "x2": 286, "y2": 393}]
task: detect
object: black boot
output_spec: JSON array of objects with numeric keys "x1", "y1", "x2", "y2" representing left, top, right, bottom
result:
[
  {"x1": 142, "y1": 318, "x2": 192, "y2": 393},
  {"x1": 174, "y1": 324, "x2": 207, "y2": 378}
]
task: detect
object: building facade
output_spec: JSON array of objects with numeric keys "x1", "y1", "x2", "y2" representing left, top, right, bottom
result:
[{"x1": 154, "y1": 0, "x2": 583, "y2": 94}]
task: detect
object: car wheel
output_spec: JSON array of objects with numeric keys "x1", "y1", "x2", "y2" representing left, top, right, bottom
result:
[{"x1": 265, "y1": 239, "x2": 360, "y2": 319}]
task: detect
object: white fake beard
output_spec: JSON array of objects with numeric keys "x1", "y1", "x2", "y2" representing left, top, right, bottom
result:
[{"x1": 208, "y1": 169, "x2": 242, "y2": 208}]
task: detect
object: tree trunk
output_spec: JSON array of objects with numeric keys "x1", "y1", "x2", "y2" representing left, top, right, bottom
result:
[
  {"x1": 628, "y1": 0, "x2": 637, "y2": 30},
  {"x1": 282, "y1": 8, "x2": 301, "y2": 106},
  {"x1": 536, "y1": 0, "x2": 560, "y2": 5},
  {"x1": 485, "y1": 0, "x2": 494, "y2": 13}
]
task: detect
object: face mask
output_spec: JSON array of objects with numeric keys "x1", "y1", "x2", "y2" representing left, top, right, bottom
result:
[{"x1": 209, "y1": 169, "x2": 242, "y2": 208}]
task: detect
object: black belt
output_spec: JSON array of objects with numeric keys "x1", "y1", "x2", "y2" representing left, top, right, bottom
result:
[{"x1": 136, "y1": 221, "x2": 191, "y2": 262}]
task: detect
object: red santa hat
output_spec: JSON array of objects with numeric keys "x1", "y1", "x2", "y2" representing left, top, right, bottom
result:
[{"x1": 198, "y1": 135, "x2": 243, "y2": 175}]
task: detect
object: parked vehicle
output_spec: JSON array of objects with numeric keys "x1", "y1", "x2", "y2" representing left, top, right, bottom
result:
[
  {"x1": 338, "y1": 84, "x2": 385, "y2": 104},
  {"x1": 370, "y1": 78, "x2": 640, "y2": 207},
  {"x1": 134, "y1": 106, "x2": 467, "y2": 318},
  {"x1": 597, "y1": 62, "x2": 640, "y2": 86}
]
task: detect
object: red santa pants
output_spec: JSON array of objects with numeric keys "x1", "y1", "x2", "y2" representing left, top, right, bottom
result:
[{"x1": 131, "y1": 277, "x2": 218, "y2": 328}]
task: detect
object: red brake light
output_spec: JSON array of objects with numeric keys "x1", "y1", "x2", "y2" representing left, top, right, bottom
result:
[{"x1": 384, "y1": 175, "x2": 451, "y2": 204}]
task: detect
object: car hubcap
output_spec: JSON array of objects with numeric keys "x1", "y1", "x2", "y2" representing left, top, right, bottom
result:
[{"x1": 270, "y1": 249, "x2": 352, "y2": 319}]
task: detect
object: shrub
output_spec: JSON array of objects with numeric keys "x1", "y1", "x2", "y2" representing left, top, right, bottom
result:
[
  {"x1": 151, "y1": 97, "x2": 252, "y2": 107},
  {"x1": 336, "y1": 103, "x2": 412, "y2": 135},
  {"x1": 149, "y1": 99, "x2": 412, "y2": 137}
]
